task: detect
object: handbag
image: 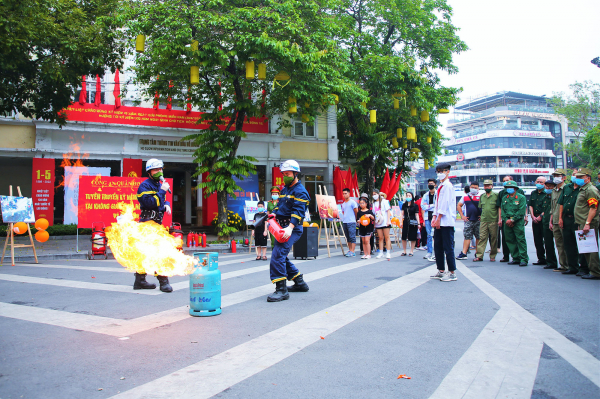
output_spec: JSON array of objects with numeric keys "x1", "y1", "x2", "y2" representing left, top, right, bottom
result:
[
  {"x1": 409, "y1": 219, "x2": 418, "y2": 226},
  {"x1": 375, "y1": 210, "x2": 384, "y2": 225}
]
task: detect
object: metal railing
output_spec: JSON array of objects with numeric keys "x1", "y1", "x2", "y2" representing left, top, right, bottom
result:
[{"x1": 452, "y1": 162, "x2": 552, "y2": 171}]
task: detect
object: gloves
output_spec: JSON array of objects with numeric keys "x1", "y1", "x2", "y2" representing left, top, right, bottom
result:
[
  {"x1": 161, "y1": 181, "x2": 170, "y2": 192},
  {"x1": 282, "y1": 225, "x2": 294, "y2": 239},
  {"x1": 165, "y1": 205, "x2": 172, "y2": 215}
]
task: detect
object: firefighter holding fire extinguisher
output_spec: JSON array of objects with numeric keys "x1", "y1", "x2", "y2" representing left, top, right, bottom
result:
[
  {"x1": 267, "y1": 160, "x2": 310, "y2": 302},
  {"x1": 133, "y1": 158, "x2": 173, "y2": 293}
]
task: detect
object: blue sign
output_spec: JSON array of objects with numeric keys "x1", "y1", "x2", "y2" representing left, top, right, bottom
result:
[{"x1": 227, "y1": 173, "x2": 259, "y2": 220}]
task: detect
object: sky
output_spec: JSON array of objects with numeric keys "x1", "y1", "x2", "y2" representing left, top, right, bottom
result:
[{"x1": 436, "y1": 0, "x2": 600, "y2": 136}]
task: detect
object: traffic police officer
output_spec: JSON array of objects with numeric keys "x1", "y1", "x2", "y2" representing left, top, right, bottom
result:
[
  {"x1": 497, "y1": 176, "x2": 526, "y2": 263},
  {"x1": 573, "y1": 168, "x2": 600, "y2": 280},
  {"x1": 500, "y1": 180, "x2": 528, "y2": 266},
  {"x1": 268, "y1": 160, "x2": 310, "y2": 302},
  {"x1": 558, "y1": 171, "x2": 588, "y2": 275},
  {"x1": 541, "y1": 179, "x2": 557, "y2": 270},
  {"x1": 133, "y1": 158, "x2": 173, "y2": 292},
  {"x1": 549, "y1": 169, "x2": 568, "y2": 271},
  {"x1": 528, "y1": 176, "x2": 547, "y2": 265}
]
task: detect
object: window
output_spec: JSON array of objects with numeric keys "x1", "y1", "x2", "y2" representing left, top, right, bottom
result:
[{"x1": 293, "y1": 117, "x2": 316, "y2": 137}]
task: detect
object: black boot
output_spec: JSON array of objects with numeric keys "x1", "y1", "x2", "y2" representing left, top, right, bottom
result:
[
  {"x1": 156, "y1": 275, "x2": 173, "y2": 293},
  {"x1": 133, "y1": 273, "x2": 156, "y2": 290},
  {"x1": 267, "y1": 280, "x2": 289, "y2": 302},
  {"x1": 288, "y1": 274, "x2": 309, "y2": 292}
]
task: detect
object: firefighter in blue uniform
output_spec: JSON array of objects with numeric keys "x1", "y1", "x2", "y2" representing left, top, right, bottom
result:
[
  {"x1": 133, "y1": 158, "x2": 173, "y2": 292},
  {"x1": 268, "y1": 160, "x2": 310, "y2": 302}
]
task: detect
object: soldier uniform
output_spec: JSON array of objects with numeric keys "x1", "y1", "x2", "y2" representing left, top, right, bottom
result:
[
  {"x1": 475, "y1": 179, "x2": 498, "y2": 261},
  {"x1": 528, "y1": 188, "x2": 547, "y2": 264},
  {"x1": 267, "y1": 186, "x2": 280, "y2": 247},
  {"x1": 500, "y1": 181, "x2": 528, "y2": 266},
  {"x1": 558, "y1": 182, "x2": 587, "y2": 274},
  {"x1": 550, "y1": 169, "x2": 568, "y2": 271},
  {"x1": 573, "y1": 168, "x2": 600, "y2": 279},
  {"x1": 497, "y1": 185, "x2": 525, "y2": 262},
  {"x1": 541, "y1": 183, "x2": 557, "y2": 269}
]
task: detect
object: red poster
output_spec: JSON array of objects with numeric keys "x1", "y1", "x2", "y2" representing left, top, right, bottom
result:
[
  {"x1": 31, "y1": 158, "x2": 55, "y2": 226},
  {"x1": 201, "y1": 172, "x2": 218, "y2": 227},
  {"x1": 122, "y1": 158, "x2": 143, "y2": 177},
  {"x1": 272, "y1": 167, "x2": 284, "y2": 189},
  {"x1": 64, "y1": 103, "x2": 269, "y2": 133},
  {"x1": 77, "y1": 176, "x2": 173, "y2": 229}
]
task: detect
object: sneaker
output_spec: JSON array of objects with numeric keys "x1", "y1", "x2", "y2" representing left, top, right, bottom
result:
[
  {"x1": 361, "y1": 255, "x2": 367, "y2": 259},
  {"x1": 345, "y1": 252, "x2": 352, "y2": 257},
  {"x1": 424, "y1": 253, "x2": 432, "y2": 259},
  {"x1": 430, "y1": 271, "x2": 444, "y2": 279},
  {"x1": 416, "y1": 247, "x2": 426, "y2": 251},
  {"x1": 365, "y1": 255, "x2": 371, "y2": 259},
  {"x1": 456, "y1": 252, "x2": 467, "y2": 260},
  {"x1": 441, "y1": 271, "x2": 457, "y2": 282},
  {"x1": 385, "y1": 252, "x2": 391, "y2": 259},
  {"x1": 428, "y1": 256, "x2": 437, "y2": 262},
  {"x1": 376, "y1": 252, "x2": 383, "y2": 259},
  {"x1": 351, "y1": 252, "x2": 356, "y2": 257},
  {"x1": 360, "y1": 251, "x2": 364, "y2": 255}
]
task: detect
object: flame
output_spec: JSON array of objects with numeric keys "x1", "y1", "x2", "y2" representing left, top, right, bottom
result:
[
  {"x1": 106, "y1": 202, "x2": 195, "y2": 277},
  {"x1": 56, "y1": 138, "x2": 90, "y2": 189}
]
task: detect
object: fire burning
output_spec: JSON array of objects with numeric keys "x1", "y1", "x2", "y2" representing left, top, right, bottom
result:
[
  {"x1": 106, "y1": 202, "x2": 195, "y2": 277},
  {"x1": 56, "y1": 138, "x2": 89, "y2": 189}
]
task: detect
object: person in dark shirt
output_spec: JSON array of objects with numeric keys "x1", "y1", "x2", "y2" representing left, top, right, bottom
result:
[
  {"x1": 356, "y1": 197, "x2": 375, "y2": 259},
  {"x1": 252, "y1": 201, "x2": 268, "y2": 260},
  {"x1": 456, "y1": 181, "x2": 481, "y2": 260},
  {"x1": 401, "y1": 192, "x2": 421, "y2": 256}
]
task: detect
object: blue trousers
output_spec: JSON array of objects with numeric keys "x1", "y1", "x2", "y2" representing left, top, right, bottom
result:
[
  {"x1": 425, "y1": 220, "x2": 434, "y2": 255},
  {"x1": 434, "y1": 226, "x2": 456, "y2": 272},
  {"x1": 270, "y1": 226, "x2": 302, "y2": 282}
]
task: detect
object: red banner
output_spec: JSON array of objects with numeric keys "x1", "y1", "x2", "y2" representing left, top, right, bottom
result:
[
  {"x1": 31, "y1": 158, "x2": 55, "y2": 226},
  {"x1": 77, "y1": 176, "x2": 173, "y2": 229},
  {"x1": 122, "y1": 159, "x2": 143, "y2": 178},
  {"x1": 64, "y1": 103, "x2": 269, "y2": 133},
  {"x1": 272, "y1": 167, "x2": 284, "y2": 189}
]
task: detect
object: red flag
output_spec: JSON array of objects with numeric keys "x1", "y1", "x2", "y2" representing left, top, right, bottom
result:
[
  {"x1": 218, "y1": 81, "x2": 223, "y2": 111},
  {"x1": 94, "y1": 74, "x2": 101, "y2": 106},
  {"x1": 153, "y1": 75, "x2": 160, "y2": 110},
  {"x1": 333, "y1": 167, "x2": 343, "y2": 204},
  {"x1": 78, "y1": 76, "x2": 87, "y2": 105},
  {"x1": 113, "y1": 69, "x2": 121, "y2": 109},
  {"x1": 388, "y1": 170, "x2": 403, "y2": 199},
  {"x1": 380, "y1": 168, "x2": 390, "y2": 195},
  {"x1": 387, "y1": 172, "x2": 397, "y2": 198},
  {"x1": 353, "y1": 170, "x2": 359, "y2": 196},
  {"x1": 166, "y1": 80, "x2": 173, "y2": 110}
]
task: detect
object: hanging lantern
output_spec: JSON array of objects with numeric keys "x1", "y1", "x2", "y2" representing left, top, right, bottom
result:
[
  {"x1": 402, "y1": 141, "x2": 408, "y2": 149},
  {"x1": 273, "y1": 71, "x2": 291, "y2": 89},
  {"x1": 392, "y1": 138, "x2": 399, "y2": 149},
  {"x1": 190, "y1": 66, "x2": 199, "y2": 85},
  {"x1": 438, "y1": 108, "x2": 449, "y2": 114},
  {"x1": 191, "y1": 40, "x2": 199, "y2": 51},
  {"x1": 135, "y1": 35, "x2": 145, "y2": 53},
  {"x1": 288, "y1": 97, "x2": 297, "y2": 114},
  {"x1": 424, "y1": 159, "x2": 429, "y2": 170},
  {"x1": 407, "y1": 127, "x2": 416, "y2": 142},
  {"x1": 421, "y1": 110, "x2": 429, "y2": 122},
  {"x1": 245, "y1": 61, "x2": 255, "y2": 79},
  {"x1": 411, "y1": 148, "x2": 420, "y2": 154},
  {"x1": 370, "y1": 110, "x2": 376, "y2": 124},
  {"x1": 302, "y1": 114, "x2": 309, "y2": 123},
  {"x1": 427, "y1": 135, "x2": 432, "y2": 143},
  {"x1": 361, "y1": 102, "x2": 367, "y2": 110},
  {"x1": 257, "y1": 63, "x2": 267, "y2": 80},
  {"x1": 393, "y1": 99, "x2": 399, "y2": 109},
  {"x1": 396, "y1": 128, "x2": 402, "y2": 139}
]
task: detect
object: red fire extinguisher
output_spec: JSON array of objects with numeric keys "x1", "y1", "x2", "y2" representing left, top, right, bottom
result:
[
  {"x1": 266, "y1": 214, "x2": 289, "y2": 243},
  {"x1": 202, "y1": 232, "x2": 207, "y2": 248},
  {"x1": 193, "y1": 232, "x2": 198, "y2": 247},
  {"x1": 187, "y1": 232, "x2": 193, "y2": 247},
  {"x1": 170, "y1": 223, "x2": 183, "y2": 251},
  {"x1": 231, "y1": 238, "x2": 237, "y2": 253},
  {"x1": 88, "y1": 222, "x2": 108, "y2": 260}
]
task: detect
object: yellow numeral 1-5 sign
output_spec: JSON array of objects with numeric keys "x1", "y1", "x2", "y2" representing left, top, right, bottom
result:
[{"x1": 36, "y1": 170, "x2": 52, "y2": 180}]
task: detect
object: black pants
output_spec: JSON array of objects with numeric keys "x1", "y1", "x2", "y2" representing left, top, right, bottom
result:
[
  {"x1": 434, "y1": 226, "x2": 456, "y2": 272},
  {"x1": 501, "y1": 224, "x2": 511, "y2": 259},
  {"x1": 531, "y1": 219, "x2": 546, "y2": 262},
  {"x1": 543, "y1": 224, "x2": 557, "y2": 268},
  {"x1": 562, "y1": 217, "x2": 589, "y2": 273}
]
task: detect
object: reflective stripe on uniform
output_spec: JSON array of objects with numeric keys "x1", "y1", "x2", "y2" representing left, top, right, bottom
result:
[
  {"x1": 291, "y1": 214, "x2": 302, "y2": 221},
  {"x1": 271, "y1": 277, "x2": 287, "y2": 283},
  {"x1": 138, "y1": 191, "x2": 160, "y2": 206}
]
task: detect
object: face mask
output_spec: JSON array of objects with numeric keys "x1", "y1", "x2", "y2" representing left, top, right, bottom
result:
[
  {"x1": 553, "y1": 177, "x2": 563, "y2": 184},
  {"x1": 485, "y1": 188, "x2": 492, "y2": 193},
  {"x1": 544, "y1": 189, "x2": 553, "y2": 194},
  {"x1": 272, "y1": 194, "x2": 279, "y2": 200},
  {"x1": 507, "y1": 188, "x2": 515, "y2": 194},
  {"x1": 151, "y1": 171, "x2": 163, "y2": 181},
  {"x1": 428, "y1": 184, "x2": 435, "y2": 190},
  {"x1": 405, "y1": 196, "x2": 412, "y2": 202},
  {"x1": 536, "y1": 183, "x2": 544, "y2": 190},
  {"x1": 503, "y1": 181, "x2": 509, "y2": 186},
  {"x1": 464, "y1": 187, "x2": 470, "y2": 194},
  {"x1": 373, "y1": 194, "x2": 379, "y2": 200},
  {"x1": 283, "y1": 176, "x2": 295, "y2": 186},
  {"x1": 257, "y1": 207, "x2": 264, "y2": 212},
  {"x1": 436, "y1": 173, "x2": 446, "y2": 181},
  {"x1": 572, "y1": 178, "x2": 585, "y2": 186}
]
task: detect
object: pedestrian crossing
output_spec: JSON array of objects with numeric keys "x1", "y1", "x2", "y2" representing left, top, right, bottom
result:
[{"x1": 0, "y1": 251, "x2": 598, "y2": 399}]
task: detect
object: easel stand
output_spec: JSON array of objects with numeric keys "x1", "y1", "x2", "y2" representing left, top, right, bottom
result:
[
  {"x1": 1, "y1": 185, "x2": 38, "y2": 266},
  {"x1": 317, "y1": 186, "x2": 345, "y2": 257}
]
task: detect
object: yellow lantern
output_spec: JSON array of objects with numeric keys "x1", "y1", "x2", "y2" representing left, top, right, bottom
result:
[
  {"x1": 191, "y1": 40, "x2": 199, "y2": 51},
  {"x1": 427, "y1": 135, "x2": 432, "y2": 143},
  {"x1": 370, "y1": 110, "x2": 376, "y2": 124},
  {"x1": 361, "y1": 102, "x2": 367, "y2": 110},
  {"x1": 421, "y1": 110, "x2": 429, "y2": 122},
  {"x1": 392, "y1": 138, "x2": 399, "y2": 149},
  {"x1": 396, "y1": 128, "x2": 402, "y2": 139},
  {"x1": 135, "y1": 35, "x2": 145, "y2": 53},
  {"x1": 410, "y1": 106, "x2": 417, "y2": 117},
  {"x1": 393, "y1": 99, "x2": 399, "y2": 109},
  {"x1": 190, "y1": 66, "x2": 199, "y2": 85},
  {"x1": 411, "y1": 148, "x2": 420, "y2": 154},
  {"x1": 275, "y1": 71, "x2": 290, "y2": 80},
  {"x1": 438, "y1": 108, "x2": 449, "y2": 114},
  {"x1": 424, "y1": 159, "x2": 429, "y2": 170},
  {"x1": 288, "y1": 97, "x2": 297, "y2": 114},
  {"x1": 245, "y1": 61, "x2": 255, "y2": 80},
  {"x1": 258, "y1": 63, "x2": 267, "y2": 80},
  {"x1": 402, "y1": 141, "x2": 408, "y2": 149},
  {"x1": 302, "y1": 114, "x2": 309, "y2": 123}
]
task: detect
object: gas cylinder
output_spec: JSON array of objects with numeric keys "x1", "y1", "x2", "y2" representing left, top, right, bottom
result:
[
  {"x1": 231, "y1": 239, "x2": 237, "y2": 253},
  {"x1": 170, "y1": 223, "x2": 183, "y2": 251},
  {"x1": 202, "y1": 232, "x2": 207, "y2": 248},
  {"x1": 266, "y1": 214, "x2": 289, "y2": 243},
  {"x1": 89, "y1": 222, "x2": 107, "y2": 259},
  {"x1": 189, "y1": 252, "x2": 221, "y2": 317}
]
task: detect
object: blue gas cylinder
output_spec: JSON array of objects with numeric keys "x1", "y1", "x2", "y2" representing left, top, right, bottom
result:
[{"x1": 189, "y1": 252, "x2": 222, "y2": 317}]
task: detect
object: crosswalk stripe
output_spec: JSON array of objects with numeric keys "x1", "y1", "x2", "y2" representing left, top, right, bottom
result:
[{"x1": 110, "y1": 266, "x2": 432, "y2": 399}]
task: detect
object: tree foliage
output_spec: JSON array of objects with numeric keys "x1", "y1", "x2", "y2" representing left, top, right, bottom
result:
[{"x1": 0, "y1": 0, "x2": 125, "y2": 125}]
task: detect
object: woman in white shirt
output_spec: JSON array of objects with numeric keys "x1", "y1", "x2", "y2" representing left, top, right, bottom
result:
[{"x1": 372, "y1": 189, "x2": 393, "y2": 259}]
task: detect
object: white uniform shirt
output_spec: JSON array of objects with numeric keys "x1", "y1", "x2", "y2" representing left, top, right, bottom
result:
[{"x1": 433, "y1": 178, "x2": 457, "y2": 227}]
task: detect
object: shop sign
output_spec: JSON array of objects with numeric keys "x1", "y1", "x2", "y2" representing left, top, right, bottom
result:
[
  {"x1": 457, "y1": 154, "x2": 465, "y2": 161},
  {"x1": 513, "y1": 169, "x2": 550, "y2": 174},
  {"x1": 139, "y1": 139, "x2": 196, "y2": 154},
  {"x1": 31, "y1": 158, "x2": 55, "y2": 225},
  {"x1": 510, "y1": 150, "x2": 550, "y2": 156},
  {"x1": 513, "y1": 131, "x2": 543, "y2": 137}
]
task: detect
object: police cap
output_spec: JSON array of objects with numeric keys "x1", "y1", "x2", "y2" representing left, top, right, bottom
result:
[
  {"x1": 575, "y1": 168, "x2": 593, "y2": 177},
  {"x1": 553, "y1": 168, "x2": 567, "y2": 176}
]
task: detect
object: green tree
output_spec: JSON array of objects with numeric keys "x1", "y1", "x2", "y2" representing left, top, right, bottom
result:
[
  {"x1": 0, "y1": 0, "x2": 125, "y2": 125},
  {"x1": 550, "y1": 81, "x2": 600, "y2": 168},
  {"x1": 121, "y1": 0, "x2": 357, "y2": 239},
  {"x1": 334, "y1": 0, "x2": 467, "y2": 195}
]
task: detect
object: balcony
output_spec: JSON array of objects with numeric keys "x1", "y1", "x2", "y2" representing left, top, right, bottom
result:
[
  {"x1": 507, "y1": 105, "x2": 554, "y2": 114},
  {"x1": 453, "y1": 162, "x2": 552, "y2": 171},
  {"x1": 448, "y1": 105, "x2": 555, "y2": 124},
  {"x1": 453, "y1": 122, "x2": 550, "y2": 139}
]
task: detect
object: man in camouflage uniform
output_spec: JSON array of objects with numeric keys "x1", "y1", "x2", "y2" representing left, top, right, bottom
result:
[
  {"x1": 541, "y1": 179, "x2": 557, "y2": 270},
  {"x1": 500, "y1": 180, "x2": 528, "y2": 266},
  {"x1": 528, "y1": 176, "x2": 547, "y2": 265},
  {"x1": 497, "y1": 176, "x2": 527, "y2": 263},
  {"x1": 548, "y1": 169, "x2": 568, "y2": 271},
  {"x1": 573, "y1": 168, "x2": 600, "y2": 280},
  {"x1": 558, "y1": 170, "x2": 588, "y2": 275}
]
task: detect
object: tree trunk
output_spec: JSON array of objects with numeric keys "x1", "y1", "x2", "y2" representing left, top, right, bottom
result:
[
  {"x1": 365, "y1": 162, "x2": 375, "y2": 197},
  {"x1": 217, "y1": 190, "x2": 229, "y2": 240}
]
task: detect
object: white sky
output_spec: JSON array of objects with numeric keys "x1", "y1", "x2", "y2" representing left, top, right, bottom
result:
[{"x1": 436, "y1": 0, "x2": 600, "y2": 136}]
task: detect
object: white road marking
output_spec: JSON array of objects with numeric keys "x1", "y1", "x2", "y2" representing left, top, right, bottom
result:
[
  {"x1": 455, "y1": 261, "x2": 600, "y2": 389},
  {"x1": 110, "y1": 267, "x2": 432, "y2": 399}
]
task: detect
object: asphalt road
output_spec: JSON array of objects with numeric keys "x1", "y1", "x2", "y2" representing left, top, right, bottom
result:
[{"x1": 0, "y1": 222, "x2": 598, "y2": 399}]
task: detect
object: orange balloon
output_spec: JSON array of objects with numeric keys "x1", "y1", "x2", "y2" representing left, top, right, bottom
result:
[
  {"x1": 13, "y1": 222, "x2": 28, "y2": 235},
  {"x1": 35, "y1": 230, "x2": 49, "y2": 243},
  {"x1": 35, "y1": 218, "x2": 49, "y2": 231},
  {"x1": 361, "y1": 218, "x2": 370, "y2": 226}
]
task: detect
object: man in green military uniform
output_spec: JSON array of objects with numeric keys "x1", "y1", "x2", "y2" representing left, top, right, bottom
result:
[
  {"x1": 573, "y1": 168, "x2": 600, "y2": 280},
  {"x1": 474, "y1": 179, "x2": 498, "y2": 262},
  {"x1": 558, "y1": 170, "x2": 588, "y2": 275},
  {"x1": 529, "y1": 176, "x2": 548, "y2": 265},
  {"x1": 497, "y1": 175, "x2": 527, "y2": 263},
  {"x1": 541, "y1": 179, "x2": 558, "y2": 270},
  {"x1": 549, "y1": 169, "x2": 568, "y2": 271},
  {"x1": 500, "y1": 180, "x2": 529, "y2": 266}
]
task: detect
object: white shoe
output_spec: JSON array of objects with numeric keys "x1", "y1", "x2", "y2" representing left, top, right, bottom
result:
[
  {"x1": 428, "y1": 256, "x2": 436, "y2": 262},
  {"x1": 385, "y1": 252, "x2": 391, "y2": 259},
  {"x1": 361, "y1": 255, "x2": 366, "y2": 259},
  {"x1": 376, "y1": 252, "x2": 383, "y2": 259}
]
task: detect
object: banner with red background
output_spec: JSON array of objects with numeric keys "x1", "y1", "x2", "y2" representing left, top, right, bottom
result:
[
  {"x1": 272, "y1": 167, "x2": 283, "y2": 190},
  {"x1": 77, "y1": 176, "x2": 173, "y2": 229},
  {"x1": 31, "y1": 158, "x2": 55, "y2": 226},
  {"x1": 122, "y1": 158, "x2": 143, "y2": 177}
]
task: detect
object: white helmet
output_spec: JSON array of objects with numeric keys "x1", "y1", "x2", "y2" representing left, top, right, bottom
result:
[
  {"x1": 279, "y1": 159, "x2": 301, "y2": 173},
  {"x1": 145, "y1": 158, "x2": 164, "y2": 172}
]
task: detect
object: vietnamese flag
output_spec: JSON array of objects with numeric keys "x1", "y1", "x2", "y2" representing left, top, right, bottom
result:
[
  {"x1": 94, "y1": 74, "x2": 101, "y2": 106},
  {"x1": 79, "y1": 76, "x2": 87, "y2": 105},
  {"x1": 113, "y1": 69, "x2": 121, "y2": 109}
]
